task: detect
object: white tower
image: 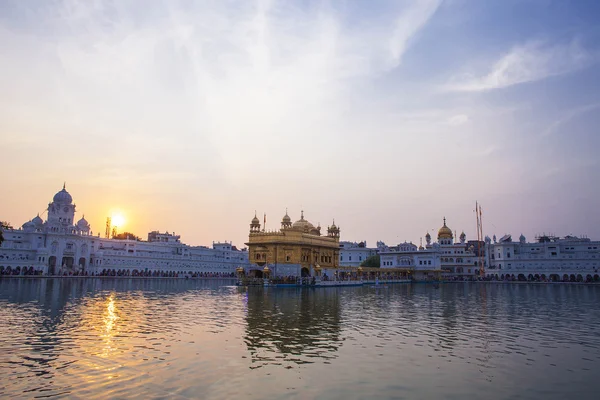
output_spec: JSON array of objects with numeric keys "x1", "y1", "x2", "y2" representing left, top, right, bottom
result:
[{"x1": 47, "y1": 183, "x2": 76, "y2": 234}]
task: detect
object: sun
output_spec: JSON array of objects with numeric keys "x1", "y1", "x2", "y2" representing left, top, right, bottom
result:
[{"x1": 111, "y1": 213, "x2": 125, "y2": 228}]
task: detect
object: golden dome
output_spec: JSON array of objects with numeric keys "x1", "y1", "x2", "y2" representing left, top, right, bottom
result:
[
  {"x1": 437, "y1": 217, "x2": 453, "y2": 239},
  {"x1": 292, "y1": 210, "x2": 315, "y2": 231}
]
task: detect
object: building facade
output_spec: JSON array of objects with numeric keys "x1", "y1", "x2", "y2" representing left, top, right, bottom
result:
[
  {"x1": 245, "y1": 210, "x2": 340, "y2": 278},
  {"x1": 379, "y1": 241, "x2": 441, "y2": 281},
  {"x1": 379, "y1": 218, "x2": 481, "y2": 281},
  {"x1": 425, "y1": 218, "x2": 481, "y2": 280},
  {"x1": 338, "y1": 241, "x2": 379, "y2": 267},
  {"x1": 485, "y1": 234, "x2": 600, "y2": 282},
  {"x1": 0, "y1": 185, "x2": 249, "y2": 276}
]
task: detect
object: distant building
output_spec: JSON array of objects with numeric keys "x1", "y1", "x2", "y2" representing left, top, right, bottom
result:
[
  {"x1": 485, "y1": 234, "x2": 600, "y2": 282},
  {"x1": 425, "y1": 218, "x2": 481, "y2": 280},
  {"x1": 339, "y1": 241, "x2": 379, "y2": 267},
  {"x1": 379, "y1": 240, "x2": 441, "y2": 281},
  {"x1": 0, "y1": 185, "x2": 249, "y2": 276},
  {"x1": 379, "y1": 218, "x2": 480, "y2": 281},
  {"x1": 148, "y1": 231, "x2": 181, "y2": 243}
]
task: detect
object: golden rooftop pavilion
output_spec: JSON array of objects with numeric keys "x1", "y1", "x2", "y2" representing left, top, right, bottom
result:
[{"x1": 245, "y1": 210, "x2": 340, "y2": 278}]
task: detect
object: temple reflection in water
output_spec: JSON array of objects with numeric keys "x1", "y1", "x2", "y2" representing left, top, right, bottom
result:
[{"x1": 241, "y1": 286, "x2": 342, "y2": 366}]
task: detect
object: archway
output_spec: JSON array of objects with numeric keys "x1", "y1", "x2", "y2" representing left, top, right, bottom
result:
[
  {"x1": 79, "y1": 257, "x2": 86, "y2": 269},
  {"x1": 570, "y1": 274, "x2": 576, "y2": 282},
  {"x1": 517, "y1": 274, "x2": 526, "y2": 281},
  {"x1": 48, "y1": 256, "x2": 57, "y2": 275},
  {"x1": 576, "y1": 274, "x2": 583, "y2": 282},
  {"x1": 61, "y1": 256, "x2": 74, "y2": 269},
  {"x1": 527, "y1": 274, "x2": 534, "y2": 281},
  {"x1": 550, "y1": 274, "x2": 559, "y2": 282},
  {"x1": 301, "y1": 267, "x2": 311, "y2": 277},
  {"x1": 594, "y1": 274, "x2": 599, "y2": 282},
  {"x1": 253, "y1": 270, "x2": 264, "y2": 278},
  {"x1": 586, "y1": 274, "x2": 592, "y2": 282},
  {"x1": 501, "y1": 274, "x2": 505, "y2": 280},
  {"x1": 563, "y1": 274, "x2": 569, "y2": 281},
  {"x1": 541, "y1": 274, "x2": 546, "y2": 281}
]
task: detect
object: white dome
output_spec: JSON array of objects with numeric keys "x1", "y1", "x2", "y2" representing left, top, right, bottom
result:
[
  {"x1": 77, "y1": 216, "x2": 89, "y2": 229},
  {"x1": 53, "y1": 185, "x2": 73, "y2": 204},
  {"x1": 32, "y1": 214, "x2": 44, "y2": 227},
  {"x1": 22, "y1": 220, "x2": 35, "y2": 230}
]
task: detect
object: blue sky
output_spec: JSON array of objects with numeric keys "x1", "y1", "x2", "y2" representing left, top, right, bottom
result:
[{"x1": 1, "y1": 0, "x2": 599, "y2": 247}]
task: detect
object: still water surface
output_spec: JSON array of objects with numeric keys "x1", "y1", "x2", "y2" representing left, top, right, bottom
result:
[{"x1": 0, "y1": 279, "x2": 599, "y2": 399}]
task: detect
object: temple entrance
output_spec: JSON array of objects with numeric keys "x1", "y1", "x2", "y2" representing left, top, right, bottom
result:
[
  {"x1": 48, "y1": 256, "x2": 57, "y2": 275},
  {"x1": 61, "y1": 257, "x2": 75, "y2": 270},
  {"x1": 253, "y1": 270, "x2": 264, "y2": 278},
  {"x1": 301, "y1": 267, "x2": 310, "y2": 277},
  {"x1": 78, "y1": 257, "x2": 86, "y2": 269}
]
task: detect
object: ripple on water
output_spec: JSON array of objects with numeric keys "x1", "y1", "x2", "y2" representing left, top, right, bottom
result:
[{"x1": 0, "y1": 280, "x2": 599, "y2": 399}]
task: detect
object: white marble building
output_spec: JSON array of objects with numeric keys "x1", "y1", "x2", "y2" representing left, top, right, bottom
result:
[
  {"x1": 379, "y1": 241, "x2": 441, "y2": 281},
  {"x1": 338, "y1": 241, "x2": 380, "y2": 267},
  {"x1": 424, "y1": 218, "x2": 481, "y2": 280},
  {"x1": 0, "y1": 185, "x2": 249, "y2": 276},
  {"x1": 379, "y1": 218, "x2": 481, "y2": 281},
  {"x1": 485, "y1": 234, "x2": 600, "y2": 282}
]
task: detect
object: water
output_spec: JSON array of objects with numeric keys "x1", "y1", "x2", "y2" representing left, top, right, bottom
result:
[{"x1": 1, "y1": 279, "x2": 599, "y2": 399}]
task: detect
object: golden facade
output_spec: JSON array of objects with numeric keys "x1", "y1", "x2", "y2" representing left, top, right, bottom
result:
[{"x1": 245, "y1": 211, "x2": 340, "y2": 277}]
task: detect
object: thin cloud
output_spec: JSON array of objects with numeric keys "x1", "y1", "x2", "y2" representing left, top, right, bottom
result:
[
  {"x1": 445, "y1": 40, "x2": 595, "y2": 92},
  {"x1": 541, "y1": 103, "x2": 600, "y2": 137},
  {"x1": 447, "y1": 114, "x2": 469, "y2": 126},
  {"x1": 388, "y1": 0, "x2": 442, "y2": 69}
]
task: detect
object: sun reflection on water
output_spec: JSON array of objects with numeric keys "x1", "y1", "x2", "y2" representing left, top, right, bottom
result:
[{"x1": 101, "y1": 294, "x2": 119, "y2": 358}]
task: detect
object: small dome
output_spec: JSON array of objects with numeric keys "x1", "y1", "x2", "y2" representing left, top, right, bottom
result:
[
  {"x1": 53, "y1": 184, "x2": 73, "y2": 204},
  {"x1": 425, "y1": 232, "x2": 431, "y2": 238},
  {"x1": 32, "y1": 214, "x2": 43, "y2": 226},
  {"x1": 77, "y1": 215, "x2": 89, "y2": 229},
  {"x1": 22, "y1": 220, "x2": 35, "y2": 230},
  {"x1": 251, "y1": 214, "x2": 260, "y2": 224},
  {"x1": 519, "y1": 234, "x2": 526, "y2": 243},
  {"x1": 282, "y1": 210, "x2": 291, "y2": 223},
  {"x1": 438, "y1": 218, "x2": 453, "y2": 239}
]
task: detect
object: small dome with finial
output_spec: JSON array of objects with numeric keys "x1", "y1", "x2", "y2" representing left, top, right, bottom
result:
[
  {"x1": 77, "y1": 215, "x2": 90, "y2": 230},
  {"x1": 438, "y1": 217, "x2": 453, "y2": 239},
  {"x1": 32, "y1": 214, "x2": 43, "y2": 227},
  {"x1": 53, "y1": 183, "x2": 73, "y2": 204}
]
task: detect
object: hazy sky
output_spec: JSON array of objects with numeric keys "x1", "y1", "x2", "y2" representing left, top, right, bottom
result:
[{"x1": 1, "y1": 0, "x2": 600, "y2": 248}]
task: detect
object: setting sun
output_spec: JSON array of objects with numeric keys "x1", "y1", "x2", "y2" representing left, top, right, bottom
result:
[{"x1": 111, "y1": 213, "x2": 125, "y2": 228}]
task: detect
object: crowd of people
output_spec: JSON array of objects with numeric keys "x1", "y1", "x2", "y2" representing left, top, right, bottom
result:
[
  {"x1": 0, "y1": 267, "x2": 238, "y2": 278},
  {"x1": 0, "y1": 266, "x2": 44, "y2": 276}
]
